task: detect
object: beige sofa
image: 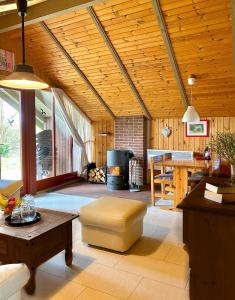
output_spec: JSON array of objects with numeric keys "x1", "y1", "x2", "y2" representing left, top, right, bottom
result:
[
  {"x1": 80, "y1": 196, "x2": 147, "y2": 252},
  {"x1": 0, "y1": 264, "x2": 30, "y2": 300}
]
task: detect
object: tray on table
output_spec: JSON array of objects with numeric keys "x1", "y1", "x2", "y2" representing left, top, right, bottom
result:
[{"x1": 5, "y1": 212, "x2": 41, "y2": 226}]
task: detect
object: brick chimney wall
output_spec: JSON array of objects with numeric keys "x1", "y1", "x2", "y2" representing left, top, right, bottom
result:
[{"x1": 114, "y1": 116, "x2": 147, "y2": 186}]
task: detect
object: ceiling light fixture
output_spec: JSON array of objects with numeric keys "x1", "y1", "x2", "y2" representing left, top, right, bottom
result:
[
  {"x1": 0, "y1": 0, "x2": 49, "y2": 90},
  {"x1": 182, "y1": 74, "x2": 200, "y2": 123}
]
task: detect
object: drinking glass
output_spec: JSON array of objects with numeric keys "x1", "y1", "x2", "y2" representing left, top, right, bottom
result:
[
  {"x1": 28, "y1": 197, "x2": 36, "y2": 220},
  {"x1": 11, "y1": 207, "x2": 21, "y2": 223},
  {"x1": 21, "y1": 194, "x2": 36, "y2": 222},
  {"x1": 21, "y1": 201, "x2": 30, "y2": 222}
]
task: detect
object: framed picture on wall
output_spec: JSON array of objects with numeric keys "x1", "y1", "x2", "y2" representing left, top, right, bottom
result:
[
  {"x1": 0, "y1": 49, "x2": 14, "y2": 72},
  {"x1": 186, "y1": 120, "x2": 209, "y2": 137}
]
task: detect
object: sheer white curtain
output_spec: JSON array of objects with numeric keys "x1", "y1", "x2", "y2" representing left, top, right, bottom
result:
[{"x1": 51, "y1": 88, "x2": 91, "y2": 174}]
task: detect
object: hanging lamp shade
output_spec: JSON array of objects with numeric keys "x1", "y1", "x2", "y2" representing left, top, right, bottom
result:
[
  {"x1": 182, "y1": 74, "x2": 200, "y2": 123},
  {"x1": 0, "y1": 64, "x2": 49, "y2": 90},
  {"x1": 182, "y1": 105, "x2": 200, "y2": 123},
  {"x1": 0, "y1": 0, "x2": 48, "y2": 90}
]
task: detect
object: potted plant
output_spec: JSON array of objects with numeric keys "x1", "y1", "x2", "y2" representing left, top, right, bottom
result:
[{"x1": 210, "y1": 132, "x2": 235, "y2": 183}]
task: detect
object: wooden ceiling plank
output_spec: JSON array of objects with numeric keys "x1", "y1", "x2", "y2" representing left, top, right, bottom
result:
[
  {"x1": 87, "y1": 6, "x2": 152, "y2": 120},
  {"x1": 0, "y1": 0, "x2": 105, "y2": 33},
  {"x1": 40, "y1": 21, "x2": 116, "y2": 120},
  {"x1": 152, "y1": 0, "x2": 189, "y2": 108},
  {"x1": 233, "y1": 0, "x2": 235, "y2": 69}
]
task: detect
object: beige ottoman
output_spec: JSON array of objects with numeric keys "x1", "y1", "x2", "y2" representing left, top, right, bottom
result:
[{"x1": 80, "y1": 196, "x2": 147, "y2": 252}]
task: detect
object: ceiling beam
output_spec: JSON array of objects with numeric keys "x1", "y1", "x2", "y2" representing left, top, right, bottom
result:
[
  {"x1": 0, "y1": 0, "x2": 104, "y2": 33},
  {"x1": 152, "y1": 0, "x2": 189, "y2": 108},
  {"x1": 87, "y1": 7, "x2": 152, "y2": 120},
  {"x1": 40, "y1": 21, "x2": 116, "y2": 120}
]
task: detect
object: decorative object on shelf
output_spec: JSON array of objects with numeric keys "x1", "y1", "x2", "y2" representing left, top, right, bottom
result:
[
  {"x1": 186, "y1": 120, "x2": 209, "y2": 137},
  {"x1": 162, "y1": 127, "x2": 171, "y2": 137},
  {"x1": 211, "y1": 132, "x2": 235, "y2": 184},
  {"x1": 0, "y1": 0, "x2": 49, "y2": 90},
  {"x1": 204, "y1": 146, "x2": 211, "y2": 160},
  {"x1": 182, "y1": 74, "x2": 200, "y2": 123}
]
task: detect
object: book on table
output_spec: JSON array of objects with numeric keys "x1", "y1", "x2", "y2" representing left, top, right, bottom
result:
[
  {"x1": 204, "y1": 190, "x2": 235, "y2": 204},
  {"x1": 205, "y1": 182, "x2": 235, "y2": 194}
]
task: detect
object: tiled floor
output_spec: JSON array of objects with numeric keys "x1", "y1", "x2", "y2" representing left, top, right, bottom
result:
[
  {"x1": 22, "y1": 205, "x2": 189, "y2": 300},
  {"x1": 55, "y1": 181, "x2": 152, "y2": 204}
]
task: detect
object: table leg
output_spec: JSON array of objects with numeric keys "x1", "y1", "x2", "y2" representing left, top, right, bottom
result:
[
  {"x1": 173, "y1": 167, "x2": 188, "y2": 208},
  {"x1": 65, "y1": 222, "x2": 73, "y2": 266},
  {"x1": 65, "y1": 247, "x2": 72, "y2": 266},
  {"x1": 24, "y1": 265, "x2": 36, "y2": 295}
]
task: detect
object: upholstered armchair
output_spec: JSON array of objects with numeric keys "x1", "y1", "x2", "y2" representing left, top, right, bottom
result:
[{"x1": 0, "y1": 264, "x2": 30, "y2": 300}]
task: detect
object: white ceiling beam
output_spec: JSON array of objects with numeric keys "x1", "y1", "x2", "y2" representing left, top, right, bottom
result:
[{"x1": 0, "y1": 0, "x2": 104, "y2": 33}]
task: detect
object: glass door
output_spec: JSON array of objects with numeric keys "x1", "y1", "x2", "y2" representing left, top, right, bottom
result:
[
  {"x1": 0, "y1": 88, "x2": 21, "y2": 179},
  {"x1": 35, "y1": 90, "x2": 54, "y2": 180}
]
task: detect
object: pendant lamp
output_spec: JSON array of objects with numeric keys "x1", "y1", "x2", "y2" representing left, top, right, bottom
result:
[
  {"x1": 0, "y1": 0, "x2": 49, "y2": 90},
  {"x1": 182, "y1": 75, "x2": 200, "y2": 123}
]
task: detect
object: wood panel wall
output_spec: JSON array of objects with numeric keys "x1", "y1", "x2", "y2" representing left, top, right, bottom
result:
[
  {"x1": 91, "y1": 120, "x2": 114, "y2": 167},
  {"x1": 151, "y1": 117, "x2": 235, "y2": 153}
]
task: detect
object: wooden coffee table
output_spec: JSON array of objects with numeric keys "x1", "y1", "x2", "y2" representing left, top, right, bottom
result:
[{"x1": 0, "y1": 208, "x2": 78, "y2": 294}]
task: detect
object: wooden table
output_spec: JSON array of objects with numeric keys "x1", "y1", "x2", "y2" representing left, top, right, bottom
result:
[
  {"x1": 155, "y1": 159, "x2": 212, "y2": 208},
  {"x1": 0, "y1": 208, "x2": 78, "y2": 294}
]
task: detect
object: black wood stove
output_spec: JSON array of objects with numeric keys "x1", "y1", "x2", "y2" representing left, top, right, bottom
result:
[{"x1": 107, "y1": 150, "x2": 133, "y2": 190}]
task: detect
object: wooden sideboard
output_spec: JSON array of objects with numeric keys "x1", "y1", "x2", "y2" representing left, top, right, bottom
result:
[{"x1": 178, "y1": 177, "x2": 235, "y2": 300}]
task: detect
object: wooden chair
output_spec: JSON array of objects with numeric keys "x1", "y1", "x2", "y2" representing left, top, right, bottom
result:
[
  {"x1": 150, "y1": 153, "x2": 174, "y2": 206},
  {"x1": 188, "y1": 168, "x2": 209, "y2": 190},
  {"x1": 188, "y1": 158, "x2": 231, "y2": 190}
]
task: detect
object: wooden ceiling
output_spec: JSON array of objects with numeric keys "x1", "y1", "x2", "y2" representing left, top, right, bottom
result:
[{"x1": 1, "y1": 0, "x2": 234, "y2": 120}]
